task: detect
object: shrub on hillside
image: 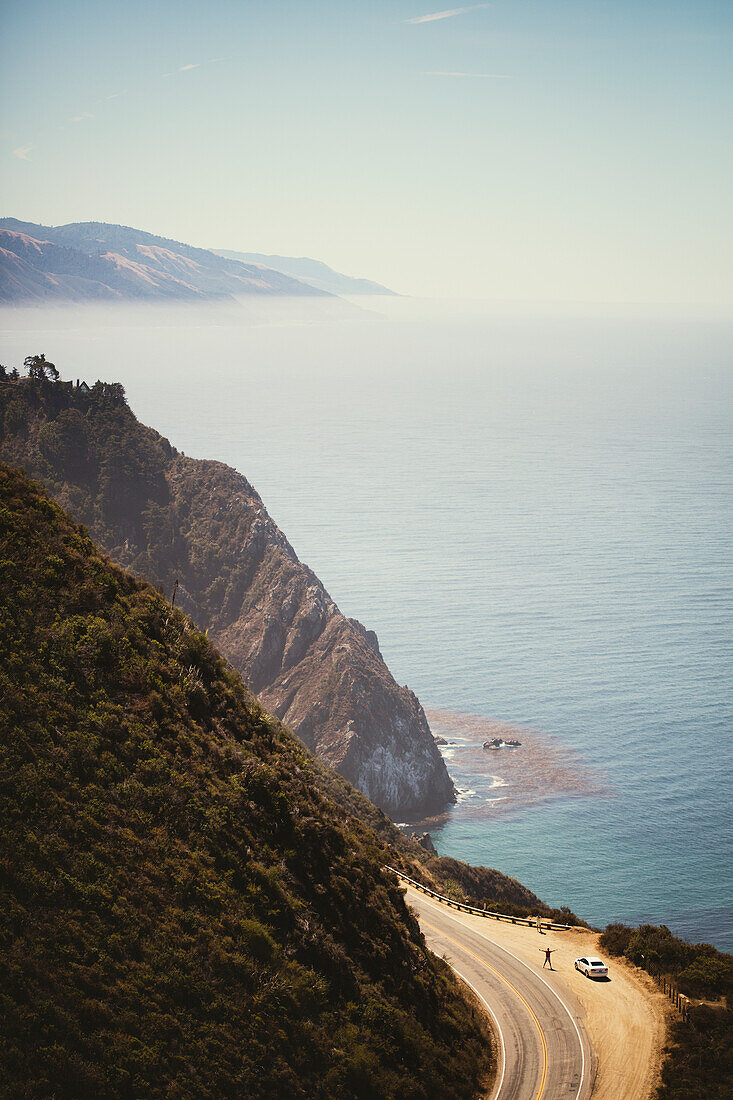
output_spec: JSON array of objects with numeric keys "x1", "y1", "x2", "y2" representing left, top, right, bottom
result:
[
  {"x1": 601, "y1": 918, "x2": 733, "y2": 1100},
  {"x1": 0, "y1": 463, "x2": 495, "y2": 1099}
]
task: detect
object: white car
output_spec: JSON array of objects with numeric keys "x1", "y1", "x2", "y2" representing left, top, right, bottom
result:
[{"x1": 574, "y1": 956, "x2": 609, "y2": 978}]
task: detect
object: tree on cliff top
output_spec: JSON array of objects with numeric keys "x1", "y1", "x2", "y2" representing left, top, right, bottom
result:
[{"x1": 24, "y1": 353, "x2": 59, "y2": 382}]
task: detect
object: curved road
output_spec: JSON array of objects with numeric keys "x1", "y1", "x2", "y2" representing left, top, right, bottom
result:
[{"x1": 405, "y1": 886, "x2": 594, "y2": 1100}]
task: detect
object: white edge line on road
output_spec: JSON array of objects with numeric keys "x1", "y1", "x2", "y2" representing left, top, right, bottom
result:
[
  {"x1": 446, "y1": 959, "x2": 507, "y2": 1100},
  {"x1": 414, "y1": 890, "x2": 587, "y2": 1100}
]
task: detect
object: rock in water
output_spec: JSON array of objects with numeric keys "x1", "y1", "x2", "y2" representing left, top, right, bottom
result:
[{"x1": 416, "y1": 832, "x2": 438, "y2": 855}]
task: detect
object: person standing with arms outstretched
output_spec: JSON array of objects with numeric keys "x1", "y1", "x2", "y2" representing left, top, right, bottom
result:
[{"x1": 541, "y1": 947, "x2": 555, "y2": 969}]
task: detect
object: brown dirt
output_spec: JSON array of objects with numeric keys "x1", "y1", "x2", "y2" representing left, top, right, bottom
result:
[{"x1": 444, "y1": 909, "x2": 672, "y2": 1100}]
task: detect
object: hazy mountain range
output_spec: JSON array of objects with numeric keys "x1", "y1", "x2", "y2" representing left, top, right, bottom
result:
[
  {"x1": 215, "y1": 249, "x2": 397, "y2": 296},
  {"x1": 0, "y1": 219, "x2": 395, "y2": 304}
]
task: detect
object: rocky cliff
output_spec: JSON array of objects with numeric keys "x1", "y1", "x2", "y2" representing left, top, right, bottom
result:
[{"x1": 0, "y1": 376, "x2": 455, "y2": 818}]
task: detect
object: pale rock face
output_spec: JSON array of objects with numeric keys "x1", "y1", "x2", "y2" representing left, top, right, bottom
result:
[{"x1": 167, "y1": 459, "x2": 456, "y2": 820}]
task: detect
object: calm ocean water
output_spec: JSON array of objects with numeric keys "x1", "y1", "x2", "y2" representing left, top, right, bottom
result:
[{"x1": 2, "y1": 299, "x2": 732, "y2": 950}]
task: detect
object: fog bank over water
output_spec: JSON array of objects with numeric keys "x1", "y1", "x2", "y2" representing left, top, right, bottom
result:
[{"x1": 2, "y1": 297, "x2": 731, "y2": 947}]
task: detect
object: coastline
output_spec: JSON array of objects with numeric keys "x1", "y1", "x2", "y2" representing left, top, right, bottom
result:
[{"x1": 413, "y1": 708, "x2": 609, "y2": 832}]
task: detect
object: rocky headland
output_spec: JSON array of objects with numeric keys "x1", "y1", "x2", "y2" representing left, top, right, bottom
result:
[{"x1": 0, "y1": 374, "x2": 454, "y2": 818}]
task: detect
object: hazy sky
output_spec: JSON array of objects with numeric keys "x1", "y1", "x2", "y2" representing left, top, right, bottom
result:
[{"x1": 1, "y1": 1, "x2": 731, "y2": 308}]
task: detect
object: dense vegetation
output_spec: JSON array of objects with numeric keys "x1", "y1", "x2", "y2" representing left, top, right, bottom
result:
[
  {"x1": 658, "y1": 1008, "x2": 733, "y2": 1100},
  {"x1": 0, "y1": 463, "x2": 494, "y2": 1098},
  {"x1": 0, "y1": 373, "x2": 179, "y2": 597},
  {"x1": 600, "y1": 923, "x2": 732, "y2": 1098},
  {"x1": 305, "y1": 759, "x2": 583, "y2": 922}
]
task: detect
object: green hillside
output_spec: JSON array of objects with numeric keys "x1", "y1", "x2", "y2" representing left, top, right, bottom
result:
[{"x1": 0, "y1": 463, "x2": 493, "y2": 1098}]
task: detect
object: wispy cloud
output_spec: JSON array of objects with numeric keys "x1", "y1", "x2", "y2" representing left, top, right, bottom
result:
[
  {"x1": 424, "y1": 70, "x2": 507, "y2": 77},
  {"x1": 163, "y1": 62, "x2": 200, "y2": 77},
  {"x1": 10, "y1": 55, "x2": 227, "y2": 161},
  {"x1": 405, "y1": 4, "x2": 489, "y2": 24},
  {"x1": 162, "y1": 58, "x2": 225, "y2": 78}
]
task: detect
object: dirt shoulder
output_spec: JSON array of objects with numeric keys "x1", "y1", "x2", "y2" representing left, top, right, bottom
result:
[{"x1": 450, "y1": 909, "x2": 672, "y2": 1100}]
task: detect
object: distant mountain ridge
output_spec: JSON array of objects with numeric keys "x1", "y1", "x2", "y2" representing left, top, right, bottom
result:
[
  {"x1": 0, "y1": 219, "x2": 331, "y2": 303},
  {"x1": 216, "y1": 249, "x2": 397, "y2": 296}
]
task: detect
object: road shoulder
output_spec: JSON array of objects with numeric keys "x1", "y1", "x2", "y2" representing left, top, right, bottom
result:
[{"x1": 418, "y1": 896, "x2": 671, "y2": 1100}]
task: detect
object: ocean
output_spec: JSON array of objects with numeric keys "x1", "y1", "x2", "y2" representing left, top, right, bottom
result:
[{"x1": 2, "y1": 297, "x2": 731, "y2": 950}]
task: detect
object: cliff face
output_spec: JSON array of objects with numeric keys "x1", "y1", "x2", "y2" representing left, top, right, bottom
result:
[
  {"x1": 167, "y1": 459, "x2": 454, "y2": 819},
  {"x1": 0, "y1": 378, "x2": 454, "y2": 818}
]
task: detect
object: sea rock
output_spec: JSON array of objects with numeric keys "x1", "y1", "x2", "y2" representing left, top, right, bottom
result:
[
  {"x1": 434, "y1": 735, "x2": 448, "y2": 746},
  {"x1": 415, "y1": 832, "x2": 438, "y2": 855}
]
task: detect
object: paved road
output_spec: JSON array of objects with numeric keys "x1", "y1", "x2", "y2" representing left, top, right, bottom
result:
[{"x1": 405, "y1": 886, "x2": 594, "y2": 1100}]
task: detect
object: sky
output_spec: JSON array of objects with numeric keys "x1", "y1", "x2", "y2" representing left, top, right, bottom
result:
[{"x1": 1, "y1": 0, "x2": 731, "y2": 309}]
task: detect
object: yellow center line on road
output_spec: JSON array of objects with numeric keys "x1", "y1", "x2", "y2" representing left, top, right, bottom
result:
[{"x1": 421, "y1": 917, "x2": 549, "y2": 1100}]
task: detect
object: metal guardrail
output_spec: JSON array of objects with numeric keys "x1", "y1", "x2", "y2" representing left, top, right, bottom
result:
[{"x1": 385, "y1": 866, "x2": 572, "y2": 931}]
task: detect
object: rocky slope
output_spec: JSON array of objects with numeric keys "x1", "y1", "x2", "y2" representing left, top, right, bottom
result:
[
  {"x1": 0, "y1": 462, "x2": 492, "y2": 1098},
  {"x1": 0, "y1": 220, "x2": 329, "y2": 302},
  {"x1": 0, "y1": 375, "x2": 455, "y2": 818}
]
